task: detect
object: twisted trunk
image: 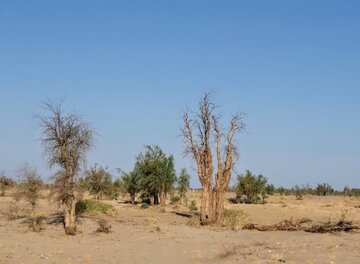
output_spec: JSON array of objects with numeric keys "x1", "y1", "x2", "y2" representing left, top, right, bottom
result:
[
  {"x1": 64, "y1": 197, "x2": 77, "y2": 235},
  {"x1": 200, "y1": 184, "x2": 215, "y2": 224}
]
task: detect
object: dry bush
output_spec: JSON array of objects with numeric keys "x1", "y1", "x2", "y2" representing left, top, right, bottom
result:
[
  {"x1": 30, "y1": 215, "x2": 47, "y2": 232},
  {"x1": 3, "y1": 202, "x2": 22, "y2": 220},
  {"x1": 222, "y1": 209, "x2": 250, "y2": 230},
  {"x1": 146, "y1": 215, "x2": 161, "y2": 232},
  {"x1": 187, "y1": 214, "x2": 201, "y2": 227},
  {"x1": 96, "y1": 218, "x2": 112, "y2": 233},
  {"x1": 218, "y1": 246, "x2": 239, "y2": 259}
]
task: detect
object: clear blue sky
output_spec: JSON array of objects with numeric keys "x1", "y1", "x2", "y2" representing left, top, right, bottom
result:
[{"x1": 0, "y1": 1, "x2": 359, "y2": 189}]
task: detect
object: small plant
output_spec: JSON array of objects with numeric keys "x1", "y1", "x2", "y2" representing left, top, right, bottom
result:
[
  {"x1": 189, "y1": 200, "x2": 198, "y2": 211},
  {"x1": 222, "y1": 209, "x2": 249, "y2": 230},
  {"x1": 76, "y1": 199, "x2": 116, "y2": 216},
  {"x1": 97, "y1": 218, "x2": 111, "y2": 233},
  {"x1": 140, "y1": 202, "x2": 149, "y2": 209}
]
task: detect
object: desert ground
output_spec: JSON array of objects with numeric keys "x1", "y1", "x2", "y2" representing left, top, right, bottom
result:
[{"x1": 1, "y1": 191, "x2": 359, "y2": 264}]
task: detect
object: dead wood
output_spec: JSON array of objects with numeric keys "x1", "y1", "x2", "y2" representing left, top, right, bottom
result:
[{"x1": 242, "y1": 218, "x2": 359, "y2": 233}]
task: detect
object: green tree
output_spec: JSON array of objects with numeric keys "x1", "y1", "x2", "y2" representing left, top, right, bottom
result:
[
  {"x1": 119, "y1": 170, "x2": 141, "y2": 205},
  {"x1": 135, "y1": 145, "x2": 176, "y2": 206},
  {"x1": 235, "y1": 170, "x2": 267, "y2": 204},
  {"x1": 177, "y1": 168, "x2": 190, "y2": 204},
  {"x1": 85, "y1": 164, "x2": 113, "y2": 199}
]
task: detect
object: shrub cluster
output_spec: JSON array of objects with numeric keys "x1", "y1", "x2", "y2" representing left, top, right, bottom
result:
[{"x1": 75, "y1": 199, "x2": 116, "y2": 216}]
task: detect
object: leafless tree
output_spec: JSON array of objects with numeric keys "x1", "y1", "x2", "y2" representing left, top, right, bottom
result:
[
  {"x1": 181, "y1": 93, "x2": 245, "y2": 225},
  {"x1": 36, "y1": 101, "x2": 95, "y2": 235}
]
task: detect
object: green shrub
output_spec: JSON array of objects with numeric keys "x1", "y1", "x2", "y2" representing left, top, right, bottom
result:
[
  {"x1": 140, "y1": 202, "x2": 149, "y2": 209},
  {"x1": 235, "y1": 170, "x2": 268, "y2": 204},
  {"x1": 222, "y1": 209, "x2": 249, "y2": 230},
  {"x1": 76, "y1": 199, "x2": 116, "y2": 216}
]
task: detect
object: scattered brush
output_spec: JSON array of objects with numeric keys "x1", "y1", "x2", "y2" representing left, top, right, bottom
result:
[{"x1": 3, "y1": 202, "x2": 23, "y2": 220}]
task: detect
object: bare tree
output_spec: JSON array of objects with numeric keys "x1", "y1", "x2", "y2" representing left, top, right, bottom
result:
[
  {"x1": 36, "y1": 101, "x2": 95, "y2": 235},
  {"x1": 181, "y1": 93, "x2": 245, "y2": 225}
]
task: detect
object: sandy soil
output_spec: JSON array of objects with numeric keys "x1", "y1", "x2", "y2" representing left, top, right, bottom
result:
[{"x1": 1, "y1": 191, "x2": 360, "y2": 264}]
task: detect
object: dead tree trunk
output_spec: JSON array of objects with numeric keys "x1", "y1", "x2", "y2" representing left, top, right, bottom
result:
[{"x1": 181, "y1": 93, "x2": 245, "y2": 226}]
